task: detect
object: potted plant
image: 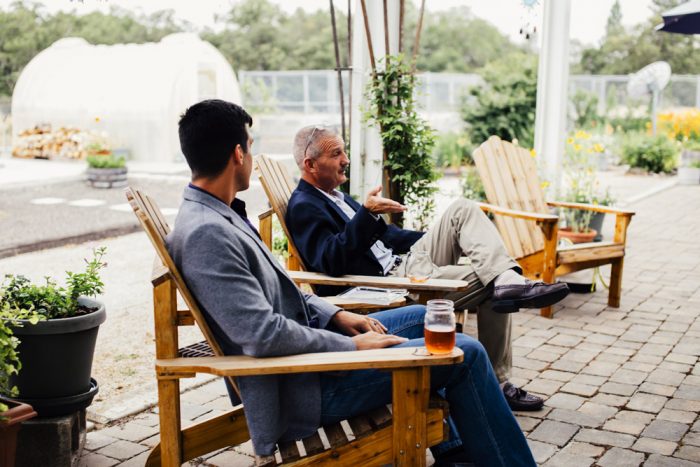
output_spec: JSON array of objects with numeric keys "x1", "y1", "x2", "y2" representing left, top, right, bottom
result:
[
  {"x1": 0, "y1": 302, "x2": 40, "y2": 467},
  {"x1": 0, "y1": 248, "x2": 107, "y2": 417},
  {"x1": 678, "y1": 140, "x2": 700, "y2": 185},
  {"x1": 85, "y1": 143, "x2": 128, "y2": 188},
  {"x1": 588, "y1": 188, "x2": 616, "y2": 242},
  {"x1": 559, "y1": 130, "x2": 604, "y2": 243}
]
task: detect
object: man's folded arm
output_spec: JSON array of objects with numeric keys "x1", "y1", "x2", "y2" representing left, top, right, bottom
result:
[
  {"x1": 287, "y1": 200, "x2": 387, "y2": 276},
  {"x1": 181, "y1": 224, "x2": 355, "y2": 357}
]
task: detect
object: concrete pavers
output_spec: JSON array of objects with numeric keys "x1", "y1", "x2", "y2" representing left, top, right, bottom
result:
[{"x1": 42, "y1": 184, "x2": 700, "y2": 464}]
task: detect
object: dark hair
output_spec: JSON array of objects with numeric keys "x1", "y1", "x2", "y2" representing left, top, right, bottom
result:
[{"x1": 178, "y1": 99, "x2": 253, "y2": 178}]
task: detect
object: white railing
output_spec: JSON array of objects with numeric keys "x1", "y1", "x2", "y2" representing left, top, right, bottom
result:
[{"x1": 239, "y1": 70, "x2": 700, "y2": 114}]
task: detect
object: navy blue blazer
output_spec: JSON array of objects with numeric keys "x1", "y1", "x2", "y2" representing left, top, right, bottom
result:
[{"x1": 286, "y1": 179, "x2": 424, "y2": 296}]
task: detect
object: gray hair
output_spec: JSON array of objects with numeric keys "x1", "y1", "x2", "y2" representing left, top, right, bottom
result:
[{"x1": 293, "y1": 125, "x2": 339, "y2": 170}]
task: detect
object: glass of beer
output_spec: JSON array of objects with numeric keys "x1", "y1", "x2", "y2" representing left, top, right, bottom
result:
[
  {"x1": 405, "y1": 251, "x2": 436, "y2": 283},
  {"x1": 424, "y1": 299, "x2": 456, "y2": 355}
]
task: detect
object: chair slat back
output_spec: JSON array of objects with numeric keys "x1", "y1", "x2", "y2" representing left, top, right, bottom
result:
[
  {"x1": 473, "y1": 136, "x2": 547, "y2": 258},
  {"x1": 255, "y1": 155, "x2": 308, "y2": 271},
  {"x1": 125, "y1": 188, "x2": 227, "y2": 361}
]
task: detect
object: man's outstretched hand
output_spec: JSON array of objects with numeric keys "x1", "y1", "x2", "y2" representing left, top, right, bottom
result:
[{"x1": 363, "y1": 186, "x2": 406, "y2": 214}]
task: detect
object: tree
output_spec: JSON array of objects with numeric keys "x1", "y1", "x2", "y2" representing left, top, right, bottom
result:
[
  {"x1": 605, "y1": 0, "x2": 624, "y2": 38},
  {"x1": 461, "y1": 52, "x2": 538, "y2": 149},
  {"x1": 202, "y1": 0, "x2": 347, "y2": 71},
  {"x1": 577, "y1": 14, "x2": 700, "y2": 75}
]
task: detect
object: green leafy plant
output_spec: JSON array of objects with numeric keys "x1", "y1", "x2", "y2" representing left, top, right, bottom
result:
[
  {"x1": 571, "y1": 89, "x2": 601, "y2": 129},
  {"x1": 562, "y1": 130, "x2": 608, "y2": 233},
  {"x1": 683, "y1": 139, "x2": 700, "y2": 152},
  {"x1": 365, "y1": 54, "x2": 438, "y2": 229},
  {"x1": 0, "y1": 302, "x2": 43, "y2": 415},
  {"x1": 461, "y1": 166, "x2": 486, "y2": 202},
  {"x1": 432, "y1": 132, "x2": 473, "y2": 169},
  {"x1": 0, "y1": 247, "x2": 107, "y2": 320},
  {"x1": 461, "y1": 52, "x2": 538, "y2": 150},
  {"x1": 621, "y1": 133, "x2": 679, "y2": 174},
  {"x1": 86, "y1": 153, "x2": 126, "y2": 169},
  {"x1": 690, "y1": 160, "x2": 700, "y2": 169}
]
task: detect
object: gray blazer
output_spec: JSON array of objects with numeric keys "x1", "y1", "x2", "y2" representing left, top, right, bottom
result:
[{"x1": 167, "y1": 186, "x2": 355, "y2": 455}]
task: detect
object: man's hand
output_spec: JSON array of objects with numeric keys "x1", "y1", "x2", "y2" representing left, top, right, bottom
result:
[
  {"x1": 363, "y1": 186, "x2": 406, "y2": 214},
  {"x1": 332, "y1": 310, "x2": 388, "y2": 336},
  {"x1": 352, "y1": 331, "x2": 408, "y2": 350}
]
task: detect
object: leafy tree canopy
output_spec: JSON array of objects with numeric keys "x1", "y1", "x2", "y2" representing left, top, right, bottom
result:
[{"x1": 576, "y1": 0, "x2": 700, "y2": 74}]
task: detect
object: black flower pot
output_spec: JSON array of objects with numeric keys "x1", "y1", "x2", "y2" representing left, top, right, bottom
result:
[{"x1": 6, "y1": 298, "x2": 106, "y2": 417}]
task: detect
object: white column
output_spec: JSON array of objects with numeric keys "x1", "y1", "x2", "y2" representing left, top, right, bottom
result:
[
  {"x1": 349, "y1": 0, "x2": 400, "y2": 199},
  {"x1": 534, "y1": 0, "x2": 571, "y2": 198}
]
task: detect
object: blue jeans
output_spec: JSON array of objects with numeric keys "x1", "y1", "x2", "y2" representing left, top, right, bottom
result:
[{"x1": 320, "y1": 305, "x2": 535, "y2": 467}]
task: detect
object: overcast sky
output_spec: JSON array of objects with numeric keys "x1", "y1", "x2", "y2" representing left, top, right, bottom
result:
[{"x1": 3, "y1": 0, "x2": 657, "y2": 47}]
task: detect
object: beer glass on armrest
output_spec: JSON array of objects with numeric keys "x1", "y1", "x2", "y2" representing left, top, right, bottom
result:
[
  {"x1": 424, "y1": 299, "x2": 456, "y2": 355},
  {"x1": 406, "y1": 250, "x2": 437, "y2": 284}
]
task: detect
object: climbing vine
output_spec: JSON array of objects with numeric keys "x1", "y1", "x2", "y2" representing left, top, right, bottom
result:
[{"x1": 365, "y1": 54, "x2": 437, "y2": 229}]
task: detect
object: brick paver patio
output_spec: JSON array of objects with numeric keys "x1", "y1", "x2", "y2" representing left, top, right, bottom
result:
[{"x1": 80, "y1": 185, "x2": 700, "y2": 466}]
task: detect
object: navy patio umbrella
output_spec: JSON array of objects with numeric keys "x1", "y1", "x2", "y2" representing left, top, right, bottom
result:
[{"x1": 656, "y1": 0, "x2": 700, "y2": 34}]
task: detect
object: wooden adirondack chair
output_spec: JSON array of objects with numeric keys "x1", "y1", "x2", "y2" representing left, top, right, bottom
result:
[
  {"x1": 255, "y1": 154, "x2": 471, "y2": 305},
  {"x1": 472, "y1": 136, "x2": 635, "y2": 318},
  {"x1": 125, "y1": 187, "x2": 462, "y2": 466}
]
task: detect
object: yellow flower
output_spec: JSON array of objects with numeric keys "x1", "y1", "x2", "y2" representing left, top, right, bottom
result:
[
  {"x1": 593, "y1": 143, "x2": 604, "y2": 153},
  {"x1": 575, "y1": 130, "x2": 591, "y2": 140},
  {"x1": 574, "y1": 144, "x2": 582, "y2": 151},
  {"x1": 530, "y1": 148, "x2": 536, "y2": 158},
  {"x1": 566, "y1": 137, "x2": 574, "y2": 145},
  {"x1": 95, "y1": 117, "x2": 101, "y2": 123},
  {"x1": 540, "y1": 181, "x2": 550, "y2": 189}
]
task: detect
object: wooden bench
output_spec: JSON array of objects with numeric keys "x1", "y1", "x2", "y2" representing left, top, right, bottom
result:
[{"x1": 125, "y1": 187, "x2": 462, "y2": 466}]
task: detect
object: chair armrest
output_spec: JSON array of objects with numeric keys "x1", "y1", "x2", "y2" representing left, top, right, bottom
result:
[
  {"x1": 157, "y1": 347, "x2": 464, "y2": 378},
  {"x1": 287, "y1": 270, "x2": 470, "y2": 292},
  {"x1": 258, "y1": 208, "x2": 274, "y2": 221},
  {"x1": 475, "y1": 202, "x2": 558, "y2": 223},
  {"x1": 547, "y1": 201, "x2": 635, "y2": 216}
]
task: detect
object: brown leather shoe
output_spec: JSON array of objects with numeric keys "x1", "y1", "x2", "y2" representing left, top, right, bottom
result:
[
  {"x1": 503, "y1": 382, "x2": 544, "y2": 411},
  {"x1": 492, "y1": 281, "x2": 569, "y2": 313}
]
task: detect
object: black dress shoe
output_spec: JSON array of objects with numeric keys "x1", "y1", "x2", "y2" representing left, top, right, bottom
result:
[
  {"x1": 503, "y1": 382, "x2": 544, "y2": 411},
  {"x1": 492, "y1": 281, "x2": 569, "y2": 313}
]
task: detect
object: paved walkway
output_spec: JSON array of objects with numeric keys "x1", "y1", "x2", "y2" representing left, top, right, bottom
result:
[{"x1": 75, "y1": 184, "x2": 700, "y2": 466}]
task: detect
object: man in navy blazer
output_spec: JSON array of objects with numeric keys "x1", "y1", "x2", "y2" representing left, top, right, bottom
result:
[
  {"x1": 286, "y1": 125, "x2": 570, "y2": 411},
  {"x1": 167, "y1": 100, "x2": 536, "y2": 466}
]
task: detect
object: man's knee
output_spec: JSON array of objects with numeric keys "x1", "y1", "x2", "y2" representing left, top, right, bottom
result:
[
  {"x1": 449, "y1": 198, "x2": 480, "y2": 218},
  {"x1": 454, "y1": 333, "x2": 488, "y2": 365}
]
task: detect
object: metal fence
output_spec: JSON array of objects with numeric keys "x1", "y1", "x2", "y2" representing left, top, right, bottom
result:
[{"x1": 239, "y1": 70, "x2": 700, "y2": 115}]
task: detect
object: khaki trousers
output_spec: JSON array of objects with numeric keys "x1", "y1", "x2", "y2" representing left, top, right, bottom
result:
[{"x1": 392, "y1": 199, "x2": 519, "y2": 382}]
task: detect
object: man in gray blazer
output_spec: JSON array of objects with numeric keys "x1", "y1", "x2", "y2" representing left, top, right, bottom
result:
[{"x1": 167, "y1": 99, "x2": 535, "y2": 466}]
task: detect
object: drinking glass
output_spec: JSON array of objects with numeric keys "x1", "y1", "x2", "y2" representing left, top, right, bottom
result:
[
  {"x1": 424, "y1": 299, "x2": 456, "y2": 355},
  {"x1": 405, "y1": 251, "x2": 436, "y2": 284}
]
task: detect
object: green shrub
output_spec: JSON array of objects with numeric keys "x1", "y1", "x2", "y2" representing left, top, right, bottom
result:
[
  {"x1": 461, "y1": 52, "x2": 538, "y2": 149},
  {"x1": 432, "y1": 132, "x2": 473, "y2": 168},
  {"x1": 621, "y1": 133, "x2": 679, "y2": 173},
  {"x1": 571, "y1": 89, "x2": 600, "y2": 129},
  {"x1": 461, "y1": 166, "x2": 486, "y2": 202},
  {"x1": 87, "y1": 153, "x2": 126, "y2": 169}
]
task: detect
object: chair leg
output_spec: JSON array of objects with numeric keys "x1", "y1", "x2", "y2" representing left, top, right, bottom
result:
[
  {"x1": 392, "y1": 367, "x2": 430, "y2": 467},
  {"x1": 608, "y1": 258, "x2": 624, "y2": 308},
  {"x1": 157, "y1": 379, "x2": 183, "y2": 466}
]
